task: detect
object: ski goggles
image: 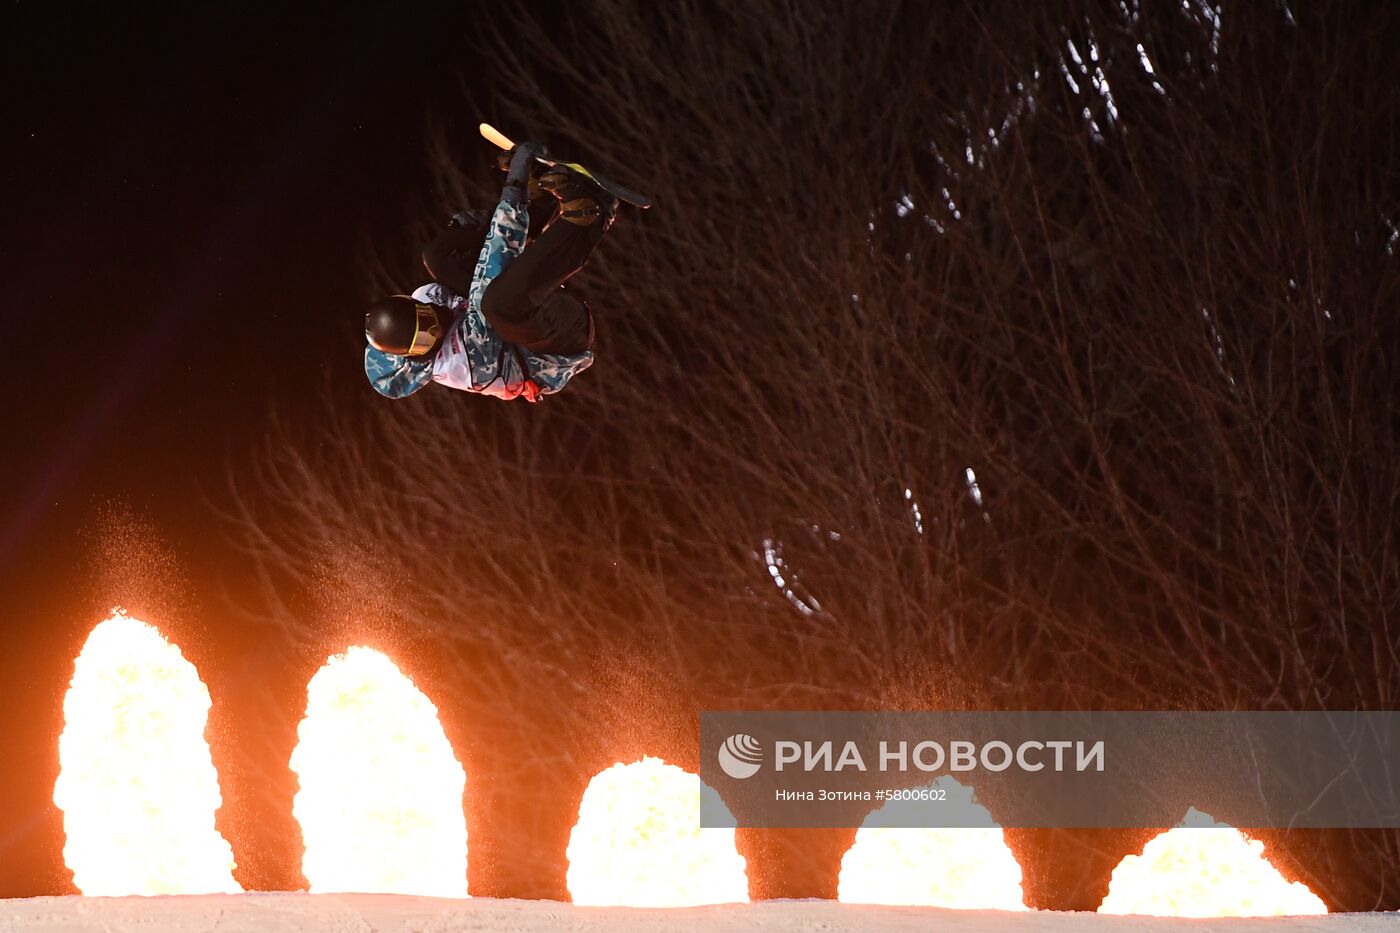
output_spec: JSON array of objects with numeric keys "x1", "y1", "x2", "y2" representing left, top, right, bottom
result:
[{"x1": 404, "y1": 301, "x2": 444, "y2": 357}]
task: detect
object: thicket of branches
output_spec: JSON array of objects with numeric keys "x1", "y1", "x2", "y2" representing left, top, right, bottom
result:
[{"x1": 229, "y1": 0, "x2": 1400, "y2": 907}]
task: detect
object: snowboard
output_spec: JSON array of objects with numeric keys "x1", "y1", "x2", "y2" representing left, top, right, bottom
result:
[{"x1": 480, "y1": 123, "x2": 653, "y2": 210}]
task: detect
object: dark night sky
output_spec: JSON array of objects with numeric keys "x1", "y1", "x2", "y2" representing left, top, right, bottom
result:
[
  {"x1": 0, "y1": 3, "x2": 511, "y2": 895},
  {"x1": 2, "y1": 3, "x2": 481, "y2": 553}
]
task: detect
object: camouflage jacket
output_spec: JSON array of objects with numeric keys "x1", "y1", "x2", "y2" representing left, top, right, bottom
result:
[{"x1": 364, "y1": 190, "x2": 594, "y2": 402}]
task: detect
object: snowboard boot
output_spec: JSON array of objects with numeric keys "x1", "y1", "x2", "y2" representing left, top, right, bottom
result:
[{"x1": 536, "y1": 165, "x2": 618, "y2": 229}]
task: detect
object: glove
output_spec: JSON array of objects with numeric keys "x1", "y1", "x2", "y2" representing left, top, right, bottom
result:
[{"x1": 505, "y1": 141, "x2": 547, "y2": 189}]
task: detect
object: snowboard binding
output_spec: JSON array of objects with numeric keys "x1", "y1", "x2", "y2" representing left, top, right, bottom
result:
[{"x1": 537, "y1": 165, "x2": 617, "y2": 227}]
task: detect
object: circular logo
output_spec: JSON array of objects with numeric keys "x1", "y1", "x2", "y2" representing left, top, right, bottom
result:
[{"x1": 718, "y1": 733, "x2": 763, "y2": 779}]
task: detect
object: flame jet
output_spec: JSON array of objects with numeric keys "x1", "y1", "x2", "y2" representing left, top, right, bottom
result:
[
  {"x1": 837, "y1": 778, "x2": 1027, "y2": 909},
  {"x1": 566, "y1": 757, "x2": 748, "y2": 906},
  {"x1": 1099, "y1": 809, "x2": 1326, "y2": 917},
  {"x1": 291, "y1": 647, "x2": 468, "y2": 896},
  {"x1": 53, "y1": 611, "x2": 240, "y2": 896}
]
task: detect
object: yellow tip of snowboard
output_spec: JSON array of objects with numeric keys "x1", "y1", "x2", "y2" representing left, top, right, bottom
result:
[{"x1": 479, "y1": 122, "x2": 515, "y2": 151}]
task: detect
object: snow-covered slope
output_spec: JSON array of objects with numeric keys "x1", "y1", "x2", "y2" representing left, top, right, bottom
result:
[{"x1": 0, "y1": 895, "x2": 1392, "y2": 933}]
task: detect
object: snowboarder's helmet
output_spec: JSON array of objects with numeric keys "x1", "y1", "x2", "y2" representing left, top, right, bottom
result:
[{"x1": 365, "y1": 296, "x2": 444, "y2": 357}]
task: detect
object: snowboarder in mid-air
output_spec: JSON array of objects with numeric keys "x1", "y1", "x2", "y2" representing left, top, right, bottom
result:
[{"x1": 363, "y1": 138, "x2": 623, "y2": 402}]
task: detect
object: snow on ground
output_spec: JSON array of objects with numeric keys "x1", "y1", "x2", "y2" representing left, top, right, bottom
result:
[{"x1": 0, "y1": 895, "x2": 1395, "y2": 933}]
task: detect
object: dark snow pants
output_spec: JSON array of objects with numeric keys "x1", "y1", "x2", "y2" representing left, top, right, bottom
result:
[{"x1": 422, "y1": 207, "x2": 607, "y2": 356}]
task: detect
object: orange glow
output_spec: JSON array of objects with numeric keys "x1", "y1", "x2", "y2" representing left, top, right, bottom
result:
[
  {"x1": 290, "y1": 646, "x2": 467, "y2": 896},
  {"x1": 1099, "y1": 817, "x2": 1327, "y2": 917},
  {"x1": 53, "y1": 611, "x2": 240, "y2": 896},
  {"x1": 566, "y1": 757, "x2": 749, "y2": 906},
  {"x1": 838, "y1": 826, "x2": 1027, "y2": 909}
]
